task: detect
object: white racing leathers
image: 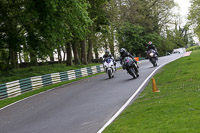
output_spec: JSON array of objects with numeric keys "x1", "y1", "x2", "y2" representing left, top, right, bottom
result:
[{"x1": 103, "y1": 58, "x2": 115, "y2": 79}]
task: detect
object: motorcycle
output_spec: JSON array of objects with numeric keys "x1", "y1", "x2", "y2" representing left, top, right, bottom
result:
[
  {"x1": 122, "y1": 57, "x2": 139, "y2": 79},
  {"x1": 147, "y1": 49, "x2": 158, "y2": 67},
  {"x1": 103, "y1": 58, "x2": 115, "y2": 79}
]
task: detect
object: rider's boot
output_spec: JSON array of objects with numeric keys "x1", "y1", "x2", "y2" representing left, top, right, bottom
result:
[{"x1": 114, "y1": 62, "x2": 117, "y2": 71}]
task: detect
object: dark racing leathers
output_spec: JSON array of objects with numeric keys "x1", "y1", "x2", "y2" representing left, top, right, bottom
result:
[
  {"x1": 147, "y1": 45, "x2": 158, "y2": 54},
  {"x1": 103, "y1": 54, "x2": 113, "y2": 59},
  {"x1": 147, "y1": 44, "x2": 158, "y2": 59},
  {"x1": 120, "y1": 52, "x2": 139, "y2": 72}
]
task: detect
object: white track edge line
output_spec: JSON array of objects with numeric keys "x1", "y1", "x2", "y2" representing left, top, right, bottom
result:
[{"x1": 97, "y1": 55, "x2": 182, "y2": 133}]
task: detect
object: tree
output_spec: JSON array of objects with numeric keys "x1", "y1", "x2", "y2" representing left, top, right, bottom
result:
[
  {"x1": 0, "y1": 0, "x2": 25, "y2": 68},
  {"x1": 188, "y1": 0, "x2": 200, "y2": 40},
  {"x1": 117, "y1": 22, "x2": 161, "y2": 56},
  {"x1": 66, "y1": 43, "x2": 73, "y2": 66},
  {"x1": 86, "y1": 0, "x2": 110, "y2": 63},
  {"x1": 80, "y1": 40, "x2": 88, "y2": 64},
  {"x1": 110, "y1": 0, "x2": 180, "y2": 56},
  {"x1": 72, "y1": 41, "x2": 81, "y2": 65},
  {"x1": 158, "y1": 23, "x2": 189, "y2": 55},
  {"x1": 0, "y1": 0, "x2": 92, "y2": 69}
]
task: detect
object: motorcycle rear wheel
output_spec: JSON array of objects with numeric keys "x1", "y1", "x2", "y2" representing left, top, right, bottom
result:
[{"x1": 128, "y1": 67, "x2": 137, "y2": 79}]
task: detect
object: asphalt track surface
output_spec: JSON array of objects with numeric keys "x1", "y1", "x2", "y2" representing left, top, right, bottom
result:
[{"x1": 0, "y1": 54, "x2": 182, "y2": 133}]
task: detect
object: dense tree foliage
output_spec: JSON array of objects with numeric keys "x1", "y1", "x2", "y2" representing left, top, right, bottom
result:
[
  {"x1": 188, "y1": 0, "x2": 200, "y2": 40},
  {"x1": 115, "y1": 0, "x2": 193, "y2": 56},
  {"x1": 0, "y1": 0, "x2": 91, "y2": 69},
  {"x1": 0, "y1": 0, "x2": 193, "y2": 70}
]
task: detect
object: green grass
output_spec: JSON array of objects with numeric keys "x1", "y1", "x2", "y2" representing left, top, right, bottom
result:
[
  {"x1": 0, "y1": 63, "x2": 100, "y2": 84},
  {"x1": 187, "y1": 46, "x2": 200, "y2": 51},
  {"x1": 0, "y1": 71, "x2": 104, "y2": 109},
  {"x1": 104, "y1": 50, "x2": 200, "y2": 133}
]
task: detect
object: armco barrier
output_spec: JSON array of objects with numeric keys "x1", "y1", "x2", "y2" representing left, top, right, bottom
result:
[
  {"x1": 139, "y1": 57, "x2": 145, "y2": 60},
  {"x1": 0, "y1": 65, "x2": 104, "y2": 100}
]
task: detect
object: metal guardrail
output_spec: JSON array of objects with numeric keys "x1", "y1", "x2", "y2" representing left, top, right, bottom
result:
[{"x1": 0, "y1": 65, "x2": 104, "y2": 100}]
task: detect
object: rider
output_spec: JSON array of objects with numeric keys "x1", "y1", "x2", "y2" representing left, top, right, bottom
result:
[
  {"x1": 147, "y1": 41, "x2": 158, "y2": 56},
  {"x1": 119, "y1": 48, "x2": 139, "y2": 71},
  {"x1": 103, "y1": 49, "x2": 116, "y2": 70}
]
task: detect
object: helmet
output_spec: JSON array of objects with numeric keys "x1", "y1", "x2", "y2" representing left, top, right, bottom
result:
[
  {"x1": 105, "y1": 49, "x2": 110, "y2": 54},
  {"x1": 148, "y1": 41, "x2": 152, "y2": 45},
  {"x1": 120, "y1": 48, "x2": 127, "y2": 55}
]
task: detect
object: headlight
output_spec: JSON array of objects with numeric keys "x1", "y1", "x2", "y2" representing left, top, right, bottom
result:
[{"x1": 150, "y1": 53, "x2": 154, "y2": 57}]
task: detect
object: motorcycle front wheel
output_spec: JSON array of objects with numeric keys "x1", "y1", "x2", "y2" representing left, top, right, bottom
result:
[
  {"x1": 108, "y1": 69, "x2": 112, "y2": 79},
  {"x1": 151, "y1": 58, "x2": 157, "y2": 67}
]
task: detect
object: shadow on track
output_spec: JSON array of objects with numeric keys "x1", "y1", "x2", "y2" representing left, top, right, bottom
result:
[{"x1": 121, "y1": 77, "x2": 139, "y2": 82}]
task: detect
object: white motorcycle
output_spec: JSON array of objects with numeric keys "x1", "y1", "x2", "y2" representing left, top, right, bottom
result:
[{"x1": 103, "y1": 58, "x2": 115, "y2": 79}]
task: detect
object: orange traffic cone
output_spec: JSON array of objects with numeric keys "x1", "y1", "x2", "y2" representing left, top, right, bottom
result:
[
  {"x1": 134, "y1": 57, "x2": 139, "y2": 61},
  {"x1": 152, "y1": 77, "x2": 160, "y2": 92}
]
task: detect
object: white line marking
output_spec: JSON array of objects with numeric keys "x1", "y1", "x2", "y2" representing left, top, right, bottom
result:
[{"x1": 97, "y1": 55, "x2": 182, "y2": 133}]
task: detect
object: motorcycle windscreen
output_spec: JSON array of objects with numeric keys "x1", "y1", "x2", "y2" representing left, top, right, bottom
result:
[{"x1": 105, "y1": 58, "x2": 112, "y2": 63}]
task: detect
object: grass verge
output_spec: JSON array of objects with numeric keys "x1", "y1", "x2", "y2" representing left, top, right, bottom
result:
[
  {"x1": 104, "y1": 50, "x2": 200, "y2": 133},
  {"x1": 0, "y1": 63, "x2": 100, "y2": 84},
  {"x1": 0, "y1": 71, "x2": 104, "y2": 109}
]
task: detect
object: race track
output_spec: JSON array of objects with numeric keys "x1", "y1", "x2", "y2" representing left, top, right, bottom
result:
[{"x1": 0, "y1": 54, "x2": 182, "y2": 133}]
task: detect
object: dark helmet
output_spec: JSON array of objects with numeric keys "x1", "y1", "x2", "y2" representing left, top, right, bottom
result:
[
  {"x1": 148, "y1": 41, "x2": 152, "y2": 45},
  {"x1": 120, "y1": 48, "x2": 127, "y2": 55}
]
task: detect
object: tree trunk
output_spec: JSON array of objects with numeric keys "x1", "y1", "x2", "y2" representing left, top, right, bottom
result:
[
  {"x1": 77, "y1": 43, "x2": 81, "y2": 61},
  {"x1": 24, "y1": 26, "x2": 38, "y2": 66},
  {"x1": 104, "y1": 39, "x2": 108, "y2": 50},
  {"x1": 50, "y1": 52, "x2": 54, "y2": 62},
  {"x1": 23, "y1": 51, "x2": 29, "y2": 62},
  {"x1": 18, "y1": 51, "x2": 22, "y2": 64},
  {"x1": 9, "y1": 47, "x2": 18, "y2": 68},
  {"x1": 87, "y1": 38, "x2": 93, "y2": 64},
  {"x1": 63, "y1": 52, "x2": 66, "y2": 62},
  {"x1": 57, "y1": 46, "x2": 62, "y2": 64},
  {"x1": 94, "y1": 47, "x2": 99, "y2": 59},
  {"x1": 72, "y1": 41, "x2": 81, "y2": 65},
  {"x1": 30, "y1": 51, "x2": 38, "y2": 66},
  {"x1": 80, "y1": 40, "x2": 88, "y2": 65},
  {"x1": 66, "y1": 43, "x2": 73, "y2": 66},
  {"x1": 62, "y1": 46, "x2": 66, "y2": 62},
  {"x1": 109, "y1": 28, "x2": 115, "y2": 57}
]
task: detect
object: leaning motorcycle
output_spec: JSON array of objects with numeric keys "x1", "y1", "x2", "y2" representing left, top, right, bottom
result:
[
  {"x1": 103, "y1": 58, "x2": 115, "y2": 79},
  {"x1": 122, "y1": 57, "x2": 139, "y2": 79},
  {"x1": 147, "y1": 49, "x2": 158, "y2": 67}
]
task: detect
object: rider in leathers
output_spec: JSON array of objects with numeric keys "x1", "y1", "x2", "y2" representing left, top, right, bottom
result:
[
  {"x1": 119, "y1": 48, "x2": 139, "y2": 72},
  {"x1": 103, "y1": 49, "x2": 116, "y2": 71},
  {"x1": 146, "y1": 41, "x2": 158, "y2": 59},
  {"x1": 146, "y1": 42, "x2": 158, "y2": 60}
]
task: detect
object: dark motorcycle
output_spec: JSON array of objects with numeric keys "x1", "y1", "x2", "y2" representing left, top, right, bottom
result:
[
  {"x1": 147, "y1": 49, "x2": 158, "y2": 67},
  {"x1": 122, "y1": 57, "x2": 139, "y2": 79}
]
